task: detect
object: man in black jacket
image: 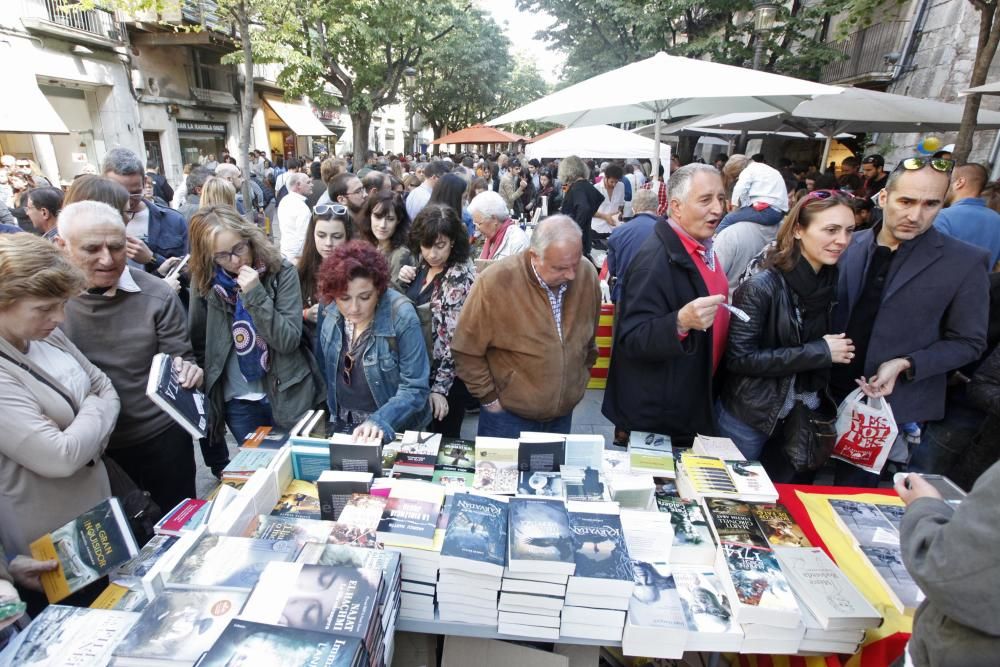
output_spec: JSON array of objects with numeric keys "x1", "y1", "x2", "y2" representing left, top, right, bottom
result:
[{"x1": 602, "y1": 164, "x2": 728, "y2": 441}]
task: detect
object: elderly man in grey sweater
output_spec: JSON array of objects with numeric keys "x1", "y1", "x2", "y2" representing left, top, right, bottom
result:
[{"x1": 57, "y1": 201, "x2": 204, "y2": 514}]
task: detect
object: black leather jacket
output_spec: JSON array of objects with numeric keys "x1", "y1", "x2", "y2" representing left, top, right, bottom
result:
[{"x1": 721, "y1": 268, "x2": 832, "y2": 435}]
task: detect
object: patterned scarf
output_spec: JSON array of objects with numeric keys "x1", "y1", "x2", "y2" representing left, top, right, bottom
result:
[
  {"x1": 480, "y1": 217, "x2": 514, "y2": 260},
  {"x1": 212, "y1": 262, "x2": 270, "y2": 381}
]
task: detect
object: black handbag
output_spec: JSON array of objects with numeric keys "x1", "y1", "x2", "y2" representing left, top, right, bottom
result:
[
  {"x1": 781, "y1": 391, "x2": 838, "y2": 472},
  {"x1": 102, "y1": 455, "x2": 162, "y2": 546}
]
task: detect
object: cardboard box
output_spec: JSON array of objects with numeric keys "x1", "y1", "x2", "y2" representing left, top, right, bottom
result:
[{"x1": 441, "y1": 636, "x2": 568, "y2": 667}]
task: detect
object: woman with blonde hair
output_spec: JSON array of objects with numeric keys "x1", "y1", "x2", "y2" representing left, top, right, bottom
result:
[
  {"x1": 0, "y1": 234, "x2": 119, "y2": 612},
  {"x1": 199, "y1": 176, "x2": 237, "y2": 208},
  {"x1": 188, "y1": 205, "x2": 324, "y2": 442}
]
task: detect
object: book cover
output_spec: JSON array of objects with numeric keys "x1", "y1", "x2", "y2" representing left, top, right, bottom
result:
[
  {"x1": 629, "y1": 431, "x2": 673, "y2": 452},
  {"x1": 858, "y1": 544, "x2": 923, "y2": 611},
  {"x1": 112, "y1": 534, "x2": 179, "y2": 581},
  {"x1": 704, "y1": 498, "x2": 770, "y2": 548},
  {"x1": 568, "y1": 511, "x2": 633, "y2": 585},
  {"x1": 720, "y1": 542, "x2": 800, "y2": 618},
  {"x1": 90, "y1": 583, "x2": 147, "y2": 612},
  {"x1": 330, "y1": 494, "x2": 386, "y2": 548},
  {"x1": 199, "y1": 619, "x2": 366, "y2": 667},
  {"x1": 473, "y1": 436, "x2": 519, "y2": 494},
  {"x1": 396, "y1": 431, "x2": 442, "y2": 469},
  {"x1": 376, "y1": 482, "x2": 445, "y2": 548},
  {"x1": 672, "y1": 567, "x2": 737, "y2": 635},
  {"x1": 774, "y1": 546, "x2": 881, "y2": 629},
  {"x1": 432, "y1": 438, "x2": 476, "y2": 488},
  {"x1": 164, "y1": 534, "x2": 296, "y2": 589},
  {"x1": 155, "y1": 498, "x2": 210, "y2": 536},
  {"x1": 507, "y1": 497, "x2": 575, "y2": 574},
  {"x1": 29, "y1": 497, "x2": 139, "y2": 603},
  {"x1": 627, "y1": 561, "x2": 687, "y2": 629},
  {"x1": 655, "y1": 497, "x2": 714, "y2": 548},
  {"x1": 317, "y1": 470, "x2": 374, "y2": 521},
  {"x1": 564, "y1": 434, "x2": 605, "y2": 469},
  {"x1": 111, "y1": 589, "x2": 247, "y2": 664},
  {"x1": 828, "y1": 499, "x2": 900, "y2": 547},
  {"x1": 241, "y1": 425, "x2": 291, "y2": 449},
  {"x1": 628, "y1": 432, "x2": 676, "y2": 477},
  {"x1": 307, "y1": 543, "x2": 401, "y2": 590},
  {"x1": 271, "y1": 480, "x2": 322, "y2": 519},
  {"x1": 750, "y1": 503, "x2": 811, "y2": 548},
  {"x1": 726, "y1": 460, "x2": 778, "y2": 500},
  {"x1": 680, "y1": 453, "x2": 738, "y2": 496},
  {"x1": 561, "y1": 466, "x2": 606, "y2": 501},
  {"x1": 328, "y1": 434, "x2": 383, "y2": 475},
  {"x1": 693, "y1": 435, "x2": 746, "y2": 461},
  {"x1": 2, "y1": 605, "x2": 137, "y2": 667},
  {"x1": 145, "y1": 352, "x2": 207, "y2": 438},
  {"x1": 517, "y1": 471, "x2": 564, "y2": 497},
  {"x1": 517, "y1": 435, "x2": 566, "y2": 472},
  {"x1": 440, "y1": 493, "x2": 508, "y2": 576},
  {"x1": 248, "y1": 515, "x2": 334, "y2": 551}
]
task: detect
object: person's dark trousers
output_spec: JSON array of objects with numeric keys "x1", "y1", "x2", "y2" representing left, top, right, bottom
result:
[
  {"x1": 477, "y1": 404, "x2": 572, "y2": 439},
  {"x1": 832, "y1": 458, "x2": 881, "y2": 487},
  {"x1": 199, "y1": 436, "x2": 231, "y2": 478},
  {"x1": 432, "y1": 379, "x2": 471, "y2": 439},
  {"x1": 106, "y1": 422, "x2": 197, "y2": 514},
  {"x1": 908, "y1": 399, "x2": 984, "y2": 476},
  {"x1": 716, "y1": 204, "x2": 784, "y2": 235},
  {"x1": 224, "y1": 398, "x2": 274, "y2": 443}
]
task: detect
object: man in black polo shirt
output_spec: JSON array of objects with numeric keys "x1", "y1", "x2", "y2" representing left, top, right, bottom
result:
[{"x1": 830, "y1": 157, "x2": 989, "y2": 486}]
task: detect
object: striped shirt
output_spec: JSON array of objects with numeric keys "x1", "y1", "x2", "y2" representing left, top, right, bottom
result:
[{"x1": 532, "y1": 263, "x2": 569, "y2": 341}]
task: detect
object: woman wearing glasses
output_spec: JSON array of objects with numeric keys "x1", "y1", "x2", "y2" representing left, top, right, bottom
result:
[
  {"x1": 316, "y1": 241, "x2": 431, "y2": 442},
  {"x1": 188, "y1": 206, "x2": 325, "y2": 443},
  {"x1": 717, "y1": 190, "x2": 857, "y2": 481},
  {"x1": 297, "y1": 203, "x2": 353, "y2": 350}
]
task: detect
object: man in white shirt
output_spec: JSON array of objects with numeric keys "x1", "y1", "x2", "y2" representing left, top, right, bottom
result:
[
  {"x1": 717, "y1": 154, "x2": 789, "y2": 235},
  {"x1": 405, "y1": 160, "x2": 448, "y2": 222},
  {"x1": 277, "y1": 172, "x2": 313, "y2": 261},
  {"x1": 591, "y1": 163, "x2": 625, "y2": 243}
]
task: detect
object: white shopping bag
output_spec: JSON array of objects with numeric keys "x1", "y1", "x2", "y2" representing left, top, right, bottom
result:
[{"x1": 831, "y1": 388, "x2": 898, "y2": 474}]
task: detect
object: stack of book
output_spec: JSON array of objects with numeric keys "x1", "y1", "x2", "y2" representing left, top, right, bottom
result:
[
  {"x1": 392, "y1": 431, "x2": 442, "y2": 479},
  {"x1": 561, "y1": 503, "x2": 635, "y2": 643},
  {"x1": 653, "y1": 495, "x2": 717, "y2": 565},
  {"x1": 154, "y1": 497, "x2": 212, "y2": 537},
  {"x1": 243, "y1": 514, "x2": 335, "y2": 552},
  {"x1": 376, "y1": 480, "x2": 447, "y2": 621},
  {"x1": 627, "y1": 431, "x2": 676, "y2": 478},
  {"x1": 220, "y1": 447, "x2": 278, "y2": 488},
  {"x1": 196, "y1": 619, "x2": 368, "y2": 667},
  {"x1": 499, "y1": 498, "x2": 576, "y2": 640},
  {"x1": 0, "y1": 605, "x2": 139, "y2": 665},
  {"x1": 672, "y1": 565, "x2": 745, "y2": 652},
  {"x1": 317, "y1": 470, "x2": 374, "y2": 521},
  {"x1": 437, "y1": 493, "x2": 508, "y2": 627},
  {"x1": 159, "y1": 528, "x2": 297, "y2": 592},
  {"x1": 621, "y1": 561, "x2": 688, "y2": 659}
]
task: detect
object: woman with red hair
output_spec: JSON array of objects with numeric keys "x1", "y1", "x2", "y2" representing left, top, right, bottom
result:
[{"x1": 316, "y1": 241, "x2": 431, "y2": 441}]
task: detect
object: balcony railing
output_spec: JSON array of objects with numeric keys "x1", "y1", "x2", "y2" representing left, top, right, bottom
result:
[
  {"x1": 820, "y1": 21, "x2": 907, "y2": 85},
  {"x1": 181, "y1": 0, "x2": 235, "y2": 37},
  {"x1": 40, "y1": 0, "x2": 124, "y2": 42}
]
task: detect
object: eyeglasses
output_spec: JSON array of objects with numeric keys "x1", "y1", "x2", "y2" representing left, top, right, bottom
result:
[
  {"x1": 894, "y1": 156, "x2": 955, "y2": 173},
  {"x1": 314, "y1": 203, "x2": 348, "y2": 217},
  {"x1": 212, "y1": 240, "x2": 251, "y2": 264},
  {"x1": 347, "y1": 187, "x2": 366, "y2": 197}
]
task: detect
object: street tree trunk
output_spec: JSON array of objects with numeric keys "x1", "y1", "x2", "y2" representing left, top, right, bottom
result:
[
  {"x1": 237, "y1": 0, "x2": 254, "y2": 219},
  {"x1": 352, "y1": 109, "x2": 372, "y2": 160},
  {"x1": 955, "y1": 1, "x2": 1000, "y2": 163}
]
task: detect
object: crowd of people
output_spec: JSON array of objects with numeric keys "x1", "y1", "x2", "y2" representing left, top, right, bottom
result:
[{"x1": 0, "y1": 140, "x2": 998, "y2": 665}]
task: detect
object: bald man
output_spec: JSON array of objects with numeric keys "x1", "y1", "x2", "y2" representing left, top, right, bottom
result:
[
  {"x1": 452, "y1": 214, "x2": 601, "y2": 438},
  {"x1": 57, "y1": 201, "x2": 204, "y2": 512},
  {"x1": 934, "y1": 162, "x2": 1000, "y2": 268},
  {"x1": 215, "y1": 162, "x2": 262, "y2": 215}
]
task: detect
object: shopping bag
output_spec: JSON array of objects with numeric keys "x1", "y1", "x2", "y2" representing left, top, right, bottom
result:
[{"x1": 831, "y1": 388, "x2": 898, "y2": 474}]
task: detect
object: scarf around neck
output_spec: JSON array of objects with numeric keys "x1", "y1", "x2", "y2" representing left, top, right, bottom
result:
[
  {"x1": 212, "y1": 262, "x2": 270, "y2": 381},
  {"x1": 480, "y1": 217, "x2": 514, "y2": 260},
  {"x1": 783, "y1": 256, "x2": 838, "y2": 392}
]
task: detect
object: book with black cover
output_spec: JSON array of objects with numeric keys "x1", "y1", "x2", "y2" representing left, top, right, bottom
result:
[
  {"x1": 145, "y1": 352, "x2": 207, "y2": 438},
  {"x1": 0, "y1": 605, "x2": 138, "y2": 667},
  {"x1": 507, "y1": 497, "x2": 576, "y2": 575},
  {"x1": 328, "y1": 434, "x2": 383, "y2": 476},
  {"x1": 316, "y1": 470, "x2": 373, "y2": 521},
  {"x1": 440, "y1": 493, "x2": 508, "y2": 577},
  {"x1": 517, "y1": 434, "x2": 565, "y2": 472},
  {"x1": 198, "y1": 619, "x2": 367, "y2": 667},
  {"x1": 29, "y1": 497, "x2": 139, "y2": 603},
  {"x1": 704, "y1": 497, "x2": 770, "y2": 548},
  {"x1": 567, "y1": 511, "x2": 634, "y2": 598}
]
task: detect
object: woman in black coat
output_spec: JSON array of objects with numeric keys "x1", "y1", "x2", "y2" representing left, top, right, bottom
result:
[
  {"x1": 558, "y1": 155, "x2": 604, "y2": 258},
  {"x1": 717, "y1": 190, "x2": 857, "y2": 481}
]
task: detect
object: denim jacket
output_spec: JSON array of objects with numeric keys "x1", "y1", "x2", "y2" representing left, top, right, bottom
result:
[
  {"x1": 318, "y1": 288, "x2": 431, "y2": 441},
  {"x1": 143, "y1": 200, "x2": 188, "y2": 271}
]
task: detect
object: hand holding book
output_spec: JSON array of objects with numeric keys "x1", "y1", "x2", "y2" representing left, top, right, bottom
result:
[
  {"x1": 172, "y1": 356, "x2": 203, "y2": 390},
  {"x1": 7, "y1": 554, "x2": 58, "y2": 593}
]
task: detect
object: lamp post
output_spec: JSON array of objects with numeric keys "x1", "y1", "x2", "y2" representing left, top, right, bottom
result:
[
  {"x1": 739, "y1": 0, "x2": 780, "y2": 153},
  {"x1": 403, "y1": 66, "x2": 417, "y2": 155}
]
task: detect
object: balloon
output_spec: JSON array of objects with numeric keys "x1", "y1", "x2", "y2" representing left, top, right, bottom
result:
[
  {"x1": 916, "y1": 141, "x2": 931, "y2": 155},
  {"x1": 923, "y1": 135, "x2": 942, "y2": 152}
]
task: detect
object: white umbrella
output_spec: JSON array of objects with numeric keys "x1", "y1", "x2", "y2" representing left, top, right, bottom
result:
[
  {"x1": 960, "y1": 81, "x2": 1000, "y2": 96},
  {"x1": 525, "y1": 125, "x2": 672, "y2": 160},
  {"x1": 487, "y1": 51, "x2": 840, "y2": 181},
  {"x1": 633, "y1": 119, "x2": 853, "y2": 141}
]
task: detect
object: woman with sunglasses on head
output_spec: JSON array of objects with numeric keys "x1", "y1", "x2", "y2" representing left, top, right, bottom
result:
[
  {"x1": 316, "y1": 241, "x2": 431, "y2": 442},
  {"x1": 357, "y1": 190, "x2": 414, "y2": 290},
  {"x1": 188, "y1": 205, "x2": 325, "y2": 444},
  {"x1": 717, "y1": 190, "x2": 857, "y2": 482},
  {"x1": 298, "y1": 203, "x2": 353, "y2": 350}
]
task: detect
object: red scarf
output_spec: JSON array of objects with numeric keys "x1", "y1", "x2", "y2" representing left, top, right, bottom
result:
[{"x1": 480, "y1": 217, "x2": 514, "y2": 260}]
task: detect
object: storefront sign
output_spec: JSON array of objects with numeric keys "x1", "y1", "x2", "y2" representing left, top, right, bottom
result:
[{"x1": 176, "y1": 120, "x2": 227, "y2": 134}]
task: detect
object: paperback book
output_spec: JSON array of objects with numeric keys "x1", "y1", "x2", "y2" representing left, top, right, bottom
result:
[
  {"x1": 693, "y1": 434, "x2": 746, "y2": 461},
  {"x1": 317, "y1": 470, "x2": 374, "y2": 521},
  {"x1": 516, "y1": 471, "x2": 564, "y2": 497},
  {"x1": 0, "y1": 605, "x2": 138, "y2": 667},
  {"x1": 432, "y1": 438, "x2": 476, "y2": 488},
  {"x1": 507, "y1": 497, "x2": 576, "y2": 575},
  {"x1": 329, "y1": 433, "x2": 383, "y2": 476},
  {"x1": 672, "y1": 566, "x2": 743, "y2": 651},
  {"x1": 270, "y1": 480, "x2": 322, "y2": 519},
  {"x1": 725, "y1": 460, "x2": 779, "y2": 502},
  {"x1": 112, "y1": 534, "x2": 179, "y2": 582},
  {"x1": 678, "y1": 453, "x2": 739, "y2": 497},
  {"x1": 566, "y1": 511, "x2": 634, "y2": 598},
  {"x1": 750, "y1": 503, "x2": 812, "y2": 548},
  {"x1": 330, "y1": 493, "x2": 386, "y2": 548},
  {"x1": 718, "y1": 542, "x2": 801, "y2": 627},
  {"x1": 774, "y1": 546, "x2": 882, "y2": 630},
  {"x1": 29, "y1": 497, "x2": 139, "y2": 603},
  {"x1": 439, "y1": 493, "x2": 508, "y2": 577},
  {"x1": 628, "y1": 432, "x2": 676, "y2": 478},
  {"x1": 240, "y1": 424, "x2": 291, "y2": 449},
  {"x1": 163, "y1": 533, "x2": 296, "y2": 590},
  {"x1": 376, "y1": 481, "x2": 445, "y2": 548},
  {"x1": 473, "y1": 437, "x2": 519, "y2": 494},
  {"x1": 622, "y1": 561, "x2": 688, "y2": 660},
  {"x1": 704, "y1": 497, "x2": 770, "y2": 548},
  {"x1": 145, "y1": 352, "x2": 207, "y2": 438},
  {"x1": 654, "y1": 496, "x2": 715, "y2": 563},
  {"x1": 517, "y1": 433, "x2": 566, "y2": 472},
  {"x1": 619, "y1": 509, "x2": 674, "y2": 565},
  {"x1": 246, "y1": 515, "x2": 334, "y2": 551},
  {"x1": 197, "y1": 619, "x2": 367, "y2": 667},
  {"x1": 155, "y1": 498, "x2": 211, "y2": 537}
]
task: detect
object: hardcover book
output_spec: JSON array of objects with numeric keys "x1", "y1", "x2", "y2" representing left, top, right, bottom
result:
[
  {"x1": 704, "y1": 497, "x2": 770, "y2": 548},
  {"x1": 473, "y1": 437, "x2": 519, "y2": 494},
  {"x1": 517, "y1": 433, "x2": 566, "y2": 472},
  {"x1": 317, "y1": 470, "x2": 374, "y2": 521},
  {"x1": 750, "y1": 503, "x2": 811, "y2": 548},
  {"x1": 164, "y1": 534, "x2": 296, "y2": 590},
  {"x1": 198, "y1": 619, "x2": 366, "y2": 667},
  {"x1": 111, "y1": 589, "x2": 247, "y2": 665},
  {"x1": 774, "y1": 546, "x2": 882, "y2": 630},
  {"x1": 440, "y1": 493, "x2": 509, "y2": 577},
  {"x1": 270, "y1": 480, "x2": 322, "y2": 519},
  {"x1": 566, "y1": 511, "x2": 634, "y2": 598},
  {"x1": 516, "y1": 471, "x2": 564, "y2": 497},
  {"x1": 29, "y1": 497, "x2": 140, "y2": 603},
  {"x1": 145, "y1": 352, "x2": 207, "y2": 438},
  {"x1": 376, "y1": 481, "x2": 445, "y2": 548},
  {"x1": 507, "y1": 497, "x2": 576, "y2": 575},
  {"x1": 828, "y1": 499, "x2": 900, "y2": 547},
  {"x1": 718, "y1": 542, "x2": 801, "y2": 626},
  {"x1": 0, "y1": 605, "x2": 138, "y2": 667}
]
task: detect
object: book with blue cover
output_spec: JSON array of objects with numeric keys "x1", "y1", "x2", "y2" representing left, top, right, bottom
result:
[
  {"x1": 566, "y1": 510, "x2": 635, "y2": 598},
  {"x1": 440, "y1": 493, "x2": 508, "y2": 577},
  {"x1": 198, "y1": 619, "x2": 367, "y2": 667},
  {"x1": 507, "y1": 497, "x2": 576, "y2": 575}
]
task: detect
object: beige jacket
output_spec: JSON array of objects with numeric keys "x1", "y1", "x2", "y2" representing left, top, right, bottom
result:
[{"x1": 0, "y1": 329, "x2": 118, "y2": 557}]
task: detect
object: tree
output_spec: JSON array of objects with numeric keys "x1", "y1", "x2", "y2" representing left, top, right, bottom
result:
[
  {"x1": 953, "y1": 0, "x2": 1000, "y2": 161},
  {"x1": 276, "y1": 0, "x2": 466, "y2": 158}
]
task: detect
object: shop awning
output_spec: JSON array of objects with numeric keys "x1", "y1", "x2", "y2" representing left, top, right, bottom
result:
[
  {"x1": 1, "y1": 75, "x2": 69, "y2": 134},
  {"x1": 264, "y1": 96, "x2": 333, "y2": 136}
]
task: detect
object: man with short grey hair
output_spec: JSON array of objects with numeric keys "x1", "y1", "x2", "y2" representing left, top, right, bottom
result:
[
  {"x1": 102, "y1": 146, "x2": 188, "y2": 274},
  {"x1": 452, "y1": 214, "x2": 601, "y2": 438},
  {"x1": 277, "y1": 171, "x2": 313, "y2": 261},
  {"x1": 603, "y1": 163, "x2": 729, "y2": 442},
  {"x1": 179, "y1": 167, "x2": 212, "y2": 223}
]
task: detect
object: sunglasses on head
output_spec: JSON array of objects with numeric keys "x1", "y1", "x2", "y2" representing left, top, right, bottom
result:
[
  {"x1": 802, "y1": 189, "x2": 856, "y2": 203},
  {"x1": 314, "y1": 203, "x2": 348, "y2": 217},
  {"x1": 894, "y1": 156, "x2": 955, "y2": 173}
]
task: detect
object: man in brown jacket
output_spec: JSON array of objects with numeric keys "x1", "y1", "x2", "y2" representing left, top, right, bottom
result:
[{"x1": 452, "y1": 214, "x2": 601, "y2": 438}]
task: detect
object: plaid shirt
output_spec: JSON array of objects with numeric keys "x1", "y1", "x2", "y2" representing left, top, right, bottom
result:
[
  {"x1": 532, "y1": 263, "x2": 568, "y2": 341},
  {"x1": 641, "y1": 180, "x2": 668, "y2": 217}
]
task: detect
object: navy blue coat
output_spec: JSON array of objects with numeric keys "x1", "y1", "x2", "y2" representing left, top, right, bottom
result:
[
  {"x1": 834, "y1": 226, "x2": 990, "y2": 423},
  {"x1": 144, "y1": 199, "x2": 188, "y2": 271}
]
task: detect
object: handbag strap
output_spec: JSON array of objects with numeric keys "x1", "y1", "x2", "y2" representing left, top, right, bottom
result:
[{"x1": 0, "y1": 346, "x2": 79, "y2": 415}]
